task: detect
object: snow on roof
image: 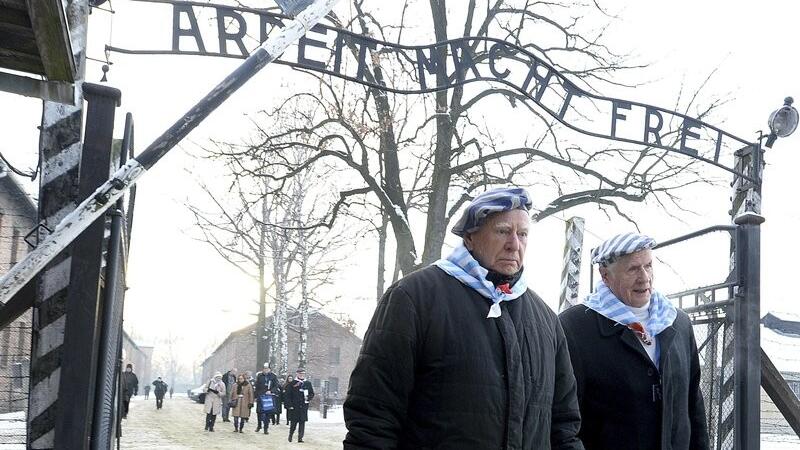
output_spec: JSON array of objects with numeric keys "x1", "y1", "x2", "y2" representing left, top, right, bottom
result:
[
  {"x1": 761, "y1": 325, "x2": 800, "y2": 374},
  {"x1": 764, "y1": 311, "x2": 800, "y2": 323}
]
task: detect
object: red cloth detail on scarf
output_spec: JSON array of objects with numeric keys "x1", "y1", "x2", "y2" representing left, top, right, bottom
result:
[{"x1": 497, "y1": 283, "x2": 512, "y2": 294}]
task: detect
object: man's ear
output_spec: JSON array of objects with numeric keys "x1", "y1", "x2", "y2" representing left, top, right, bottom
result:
[
  {"x1": 463, "y1": 235, "x2": 474, "y2": 251},
  {"x1": 598, "y1": 266, "x2": 610, "y2": 284}
]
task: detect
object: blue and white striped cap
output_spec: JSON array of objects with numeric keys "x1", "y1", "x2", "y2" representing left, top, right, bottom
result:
[
  {"x1": 451, "y1": 187, "x2": 532, "y2": 237},
  {"x1": 591, "y1": 232, "x2": 656, "y2": 265}
]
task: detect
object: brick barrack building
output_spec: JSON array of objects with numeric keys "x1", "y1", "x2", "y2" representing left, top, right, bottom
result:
[{"x1": 202, "y1": 309, "x2": 362, "y2": 402}]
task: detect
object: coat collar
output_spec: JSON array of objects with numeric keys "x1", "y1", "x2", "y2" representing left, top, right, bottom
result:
[{"x1": 594, "y1": 307, "x2": 673, "y2": 368}]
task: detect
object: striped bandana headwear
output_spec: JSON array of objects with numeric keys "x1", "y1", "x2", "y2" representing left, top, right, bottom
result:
[
  {"x1": 433, "y1": 243, "x2": 528, "y2": 318},
  {"x1": 451, "y1": 187, "x2": 532, "y2": 237},
  {"x1": 591, "y1": 232, "x2": 657, "y2": 265}
]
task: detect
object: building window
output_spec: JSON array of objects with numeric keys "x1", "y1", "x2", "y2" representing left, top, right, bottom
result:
[
  {"x1": 329, "y1": 346, "x2": 340, "y2": 365},
  {"x1": 328, "y1": 377, "x2": 339, "y2": 394},
  {"x1": 17, "y1": 322, "x2": 26, "y2": 357},
  {"x1": 790, "y1": 381, "x2": 800, "y2": 400},
  {"x1": 12, "y1": 363, "x2": 23, "y2": 389},
  {"x1": 1, "y1": 328, "x2": 10, "y2": 367}
]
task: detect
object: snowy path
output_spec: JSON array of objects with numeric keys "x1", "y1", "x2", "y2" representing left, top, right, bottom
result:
[{"x1": 119, "y1": 394, "x2": 346, "y2": 449}]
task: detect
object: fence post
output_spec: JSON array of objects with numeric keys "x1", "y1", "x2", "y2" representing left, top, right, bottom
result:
[
  {"x1": 559, "y1": 217, "x2": 584, "y2": 312},
  {"x1": 733, "y1": 212, "x2": 763, "y2": 450}
]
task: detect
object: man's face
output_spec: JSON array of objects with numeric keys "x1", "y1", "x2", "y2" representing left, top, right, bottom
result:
[
  {"x1": 464, "y1": 209, "x2": 529, "y2": 276},
  {"x1": 600, "y1": 249, "x2": 654, "y2": 308},
  {"x1": 296, "y1": 372, "x2": 305, "y2": 380}
]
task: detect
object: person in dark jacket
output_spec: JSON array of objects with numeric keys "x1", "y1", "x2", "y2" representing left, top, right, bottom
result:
[
  {"x1": 121, "y1": 363, "x2": 138, "y2": 419},
  {"x1": 254, "y1": 363, "x2": 280, "y2": 433},
  {"x1": 559, "y1": 232, "x2": 709, "y2": 450},
  {"x1": 287, "y1": 368, "x2": 315, "y2": 443},
  {"x1": 270, "y1": 378, "x2": 283, "y2": 425},
  {"x1": 152, "y1": 377, "x2": 168, "y2": 409},
  {"x1": 143, "y1": 384, "x2": 150, "y2": 400},
  {"x1": 282, "y1": 375, "x2": 294, "y2": 425},
  {"x1": 221, "y1": 368, "x2": 237, "y2": 422},
  {"x1": 344, "y1": 187, "x2": 584, "y2": 450}
]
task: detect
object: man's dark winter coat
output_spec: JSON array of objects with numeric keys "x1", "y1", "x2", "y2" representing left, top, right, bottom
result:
[
  {"x1": 152, "y1": 380, "x2": 168, "y2": 399},
  {"x1": 344, "y1": 266, "x2": 584, "y2": 450},
  {"x1": 286, "y1": 379, "x2": 315, "y2": 422},
  {"x1": 255, "y1": 371, "x2": 280, "y2": 397},
  {"x1": 121, "y1": 371, "x2": 138, "y2": 401},
  {"x1": 559, "y1": 305, "x2": 709, "y2": 450}
]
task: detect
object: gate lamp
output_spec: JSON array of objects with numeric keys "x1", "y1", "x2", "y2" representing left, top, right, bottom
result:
[{"x1": 765, "y1": 96, "x2": 798, "y2": 148}]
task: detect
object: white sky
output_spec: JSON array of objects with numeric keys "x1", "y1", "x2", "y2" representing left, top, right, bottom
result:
[{"x1": 0, "y1": 0, "x2": 798, "y2": 374}]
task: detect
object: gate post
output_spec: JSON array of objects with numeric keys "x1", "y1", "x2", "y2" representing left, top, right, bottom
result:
[
  {"x1": 55, "y1": 83, "x2": 121, "y2": 449},
  {"x1": 733, "y1": 212, "x2": 763, "y2": 450},
  {"x1": 729, "y1": 140, "x2": 764, "y2": 450}
]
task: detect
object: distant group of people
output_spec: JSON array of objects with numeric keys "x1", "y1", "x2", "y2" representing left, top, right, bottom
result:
[
  {"x1": 203, "y1": 364, "x2": 315, "y2": 443},
  {"x1": 119, "y1": 363, "x2": 173, "y2": 418},
  {"x1": 122, "y1": 186, "x2": 712, "y2": 449}
]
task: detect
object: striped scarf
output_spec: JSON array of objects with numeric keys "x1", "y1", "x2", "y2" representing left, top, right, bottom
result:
[
  {"x1": 433, "y1": 243, "x2": 527, "y2": 318},
  {"x1": 584, "y1": 280, "x2": 677, "y2": 338}
]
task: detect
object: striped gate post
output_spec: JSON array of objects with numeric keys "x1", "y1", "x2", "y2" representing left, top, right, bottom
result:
[
  {"x1": 27, "y1": 0, "x2": 88, "y2": 447},
  {"x1": 559, "y1": 217, "x2": 585, "y2": 312}
]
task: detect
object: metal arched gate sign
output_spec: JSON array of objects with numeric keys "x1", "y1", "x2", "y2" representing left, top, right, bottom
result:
[{"x1": 107, "y1": 0, "x2": 758, "y2": 182}]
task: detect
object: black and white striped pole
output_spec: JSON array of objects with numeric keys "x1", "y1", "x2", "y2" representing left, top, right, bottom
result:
[{"x1": 0, "y1": 0, "x2": 339, "y2": 306}]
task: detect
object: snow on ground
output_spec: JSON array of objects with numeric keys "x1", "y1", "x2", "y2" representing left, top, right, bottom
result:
[
  {"x1": 119, "y1": 395, "x2": 346, "y2": 449},
  {"x1": 762, "y1": 433, "x2": 800, "y2": 450},
  {"x1": 0, "y1": 411, "x2": 26, "y2": 450}
]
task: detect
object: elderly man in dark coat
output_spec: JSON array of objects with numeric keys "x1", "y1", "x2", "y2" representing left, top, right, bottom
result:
[
  {"x1": 344, "y1": 187, "x2": 583, "y2": 449},
  {"x1": 559, "y1": 232, "x2": 709, "y2": 450}
]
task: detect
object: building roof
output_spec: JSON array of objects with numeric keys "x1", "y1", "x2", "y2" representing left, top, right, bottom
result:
[
  {"x1": 761, "y1": 312, "x2": 800, "y2": 375},
  {"x1": 0, "y1": 161, "x2": 36, "y2": 218},
  {"x1": 762, "y1": 312, "x2": 800, "y2": 338},
  {"x1": 202, "y1": 309, "x2": 362, "y2": 366},
  {"x1": 0, "y1": 0, "x2": 76, "y2": 103}
]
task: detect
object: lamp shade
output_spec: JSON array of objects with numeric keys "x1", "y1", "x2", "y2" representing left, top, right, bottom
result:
[{"x1": 768, "y1": 97, "x2": 799, "y2": 138}]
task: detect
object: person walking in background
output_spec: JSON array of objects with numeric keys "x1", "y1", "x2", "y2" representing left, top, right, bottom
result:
[
  {"x1": 287, "y1": 368, "x2": 314, "y2": 443},
  {"x1": 282, "y1": 375, "x2": 293, "y2": 425},
  {"x1": 221, "y1": 368, "x2": 237, "y2": 422},
  {"x1": 169, "y1": 385, "x2": 174, "y2": 399},
  {"x1": 204, "y1": 372, "x2": 226, "y2": 432},
  {"x1": 143, "y1": 384, "x2": 150, "y2": 400},
  {"x1": 271, "y1": 376, "x2": 284, "y2": 426},
  {"x1": 152, "y1": 377, "x2": 168, "y2": 410},
  {"x1": 254, "y1": 363, "x2": 280, "y2": 434},
  {"x1": 121, "y1": 363, "x2": 138, "y2": 419},
  {"x1": 231, "y1": 373, "x2": 255, "y2": 433},
  {"x1": 560, "y1": 232, "x2": 708, "y2": 450}
]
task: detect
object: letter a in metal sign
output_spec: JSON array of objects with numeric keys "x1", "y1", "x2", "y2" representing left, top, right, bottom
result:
[{"x1": 276, "y1": 0, "x2": 315, "y2": 16}]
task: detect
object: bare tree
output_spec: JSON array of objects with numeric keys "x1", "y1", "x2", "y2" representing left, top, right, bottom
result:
[
  {"x1": 220, "y1": 0, "x2": 726, "y2": 294},
  {"x1": 190, "y1": 143, "x2": 353, "y2": 375}
]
